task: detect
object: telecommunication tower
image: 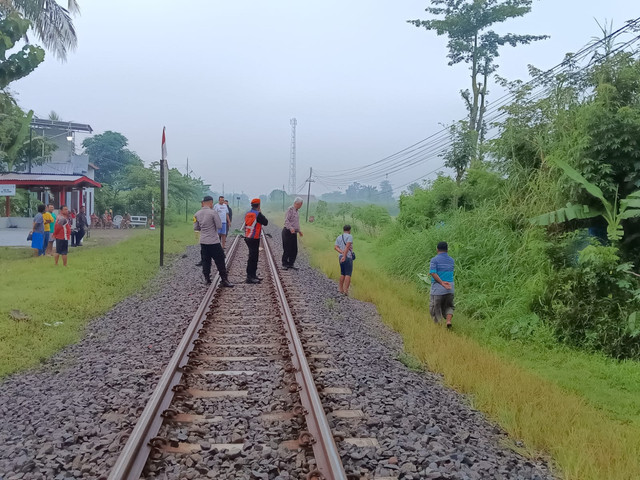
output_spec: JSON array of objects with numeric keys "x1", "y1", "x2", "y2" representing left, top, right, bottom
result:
[{"x1": 288, "y1": 118, "x2": 297, "y2": 195}]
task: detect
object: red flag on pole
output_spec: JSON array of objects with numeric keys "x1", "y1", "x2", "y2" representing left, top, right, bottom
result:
[{"x1": 161, "y1": 127, "x2": 167, "y2": 161}]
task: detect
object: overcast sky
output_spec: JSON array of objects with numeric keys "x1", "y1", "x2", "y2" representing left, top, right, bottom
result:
[{"x1": 12, "y1": 0, "x2": 640, "y2": 197}]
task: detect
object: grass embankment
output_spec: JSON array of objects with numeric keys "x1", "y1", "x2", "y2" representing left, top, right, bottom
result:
[
  {"x1": 0, "y1": 224, "x2": 195, "y2": 378},
  {"x1": 301, "y1": 223, "x2": 640, "y2": 480}
]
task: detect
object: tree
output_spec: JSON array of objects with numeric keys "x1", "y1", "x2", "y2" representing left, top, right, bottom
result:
[
  {"x1": 378, "y1": 180, "x2": 394, "y2": 202},
  {"x1": 337, "y1": 202, "x2": 353, "y2": 222},
  {"x1": 269, "y1": 188, "x2": 286, "y2": 203},
  {"x1": 0, "y1": 94, "x2": 55, "y2": 172},
  {"x1": 408, "y1": 0, "x2": 547, "y2": 147},
  {"x1": 9, "y1": 0, "x2": 80, "y2": 61},
  {"x1": 442, "y1": 120, "x2": 478, "y2": 184},
  {"x1": 0, "y1": 12, "x2": 45, "y2": 89},
  {"x1": 82, "y1": 131, "x2": 143, "y2": 184}
]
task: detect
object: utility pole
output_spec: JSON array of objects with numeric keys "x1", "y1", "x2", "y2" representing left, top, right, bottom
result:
[
  {"x1": 185, "y1": 157, "x2": 189, "y2": 222},
  {"x1": 305, "y1": 167, "x2": 314, "y2": 223},
  {"x1": 282, "y1": 184, "x2": 285, "y2": 212},
  {"x1": 288, "y1": 118, "x2": 297, "y2": 195}
]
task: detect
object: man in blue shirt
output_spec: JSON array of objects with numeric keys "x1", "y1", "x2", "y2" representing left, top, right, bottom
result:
[{"x1": 429, "y1": 241, "x2": 455, "y2": 329}]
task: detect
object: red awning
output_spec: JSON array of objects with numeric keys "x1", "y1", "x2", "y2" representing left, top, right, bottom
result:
[{"x1": 0, "y1": 173, "x2": 101, "y2": 188}]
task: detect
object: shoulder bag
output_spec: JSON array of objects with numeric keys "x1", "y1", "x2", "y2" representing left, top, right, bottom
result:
[{"x1": 342, "y1": 234, "x2": 355, "y2": 260}]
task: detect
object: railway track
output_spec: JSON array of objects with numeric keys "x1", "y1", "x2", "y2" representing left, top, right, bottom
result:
[{"x1": 107, "y1": 233, "x2": 359, "y2": 480}]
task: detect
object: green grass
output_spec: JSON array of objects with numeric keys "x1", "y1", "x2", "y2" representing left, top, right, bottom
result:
[
  {"x1": 300, "y1": 221, "x2": 640, "y2": 480},
  {"x1": 0, "y1": 224, "x2": 195, "y2": 378}
]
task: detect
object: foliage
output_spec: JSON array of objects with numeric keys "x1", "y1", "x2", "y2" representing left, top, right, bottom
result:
[
  {"x1": 82, "y1": 131, "x2": 209, "y2": 220},
  {"x1": 82, "y1": 131, "x2": 143, "y2": 184},
  {"x1": 0, "y1": 12, "x2": 45, "y2": 88},
  {"x1": 536, "y1": 244, "x2": 640, "y2": 359},
  {"x1": 531, "y1": 157, "x2": 640, "y2": 242},
  {"x1": 336, "y1": 202, "x2": 352, "y2": 222},
  {"x1": 378, "y1": 180, "x2": 394, "y2": 202},
  {"x1": 389, "y1": 203, "x2": 551, "y2": 341},
  {"x1": 351, "y1": 204, "x2": 391, "y2": 233},
  {"x1": 315, "y1": 200, "x2": 329, "y2": 218},
  {"x1": 397, "y1": 175, "x2": 458, "y2": 228},
  {"x1": 0, "y1": 94, "x2": 57, "y2": 172},
  {"x1": 9, "y1": 0, "x2": 80, "y2": 60},
  {"x1": 0, "y1": 223, "x2": 194, "y2": 378},
  {"x1": 442, "y1": 120, "x2": 478, "y2": 183},
  {"x1": 302, "y1": 222, "x2": 640, "y2": 480},
  {"x1": 408, "y1": 0, "x2": 547, "y2": 144}
]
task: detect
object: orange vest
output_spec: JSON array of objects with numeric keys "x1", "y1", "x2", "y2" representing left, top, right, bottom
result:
[{"x1": 244, "y1": 209, "x2": 262, "y2": 239}]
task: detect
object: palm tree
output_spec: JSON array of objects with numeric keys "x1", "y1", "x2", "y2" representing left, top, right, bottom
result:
[{"x1": 9, "y1": 0, "x2": 80, "y2": 61}]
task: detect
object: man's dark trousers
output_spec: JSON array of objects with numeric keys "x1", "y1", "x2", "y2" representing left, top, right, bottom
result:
[
  {"x1": 281, "y1": 228, "x2": 298, "y2": 267},
  {"x1": 245, "y1": 237, "x2": 260, "y2": 277},
  {"x1": 201, "y1": 243, "x2": 227, "y2": 280},
  {"x1": 75, "y1": 228, "x2": 85, "y2": 246}
]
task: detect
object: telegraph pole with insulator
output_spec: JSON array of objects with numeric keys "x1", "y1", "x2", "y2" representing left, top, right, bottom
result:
[{"x1": 288, "y1": 118, "x2": 297, "y2": 195}]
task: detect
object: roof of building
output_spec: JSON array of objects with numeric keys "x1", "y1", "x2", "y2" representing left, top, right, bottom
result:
[
  {"x1": 0, "y1": 173, "x2": 101, "y2": 188},
  {"x1": 30, "y1": 118, "x2": 93, "y2": 133}
]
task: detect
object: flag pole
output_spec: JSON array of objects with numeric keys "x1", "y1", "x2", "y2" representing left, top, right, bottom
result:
[{"x1": 160, "y1": 127, "x2": 168, "y2": 266}]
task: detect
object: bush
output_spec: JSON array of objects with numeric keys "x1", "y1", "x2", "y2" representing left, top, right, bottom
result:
[
  {"x1": 536, "y1": 244, "x2": 640, "y2": 359},
  {"x1": 352, "y1": 204, "x2": 391, "y2": 234},
  {"x1": 380, "y1": 203, "x2": 552, "y2": 341}
]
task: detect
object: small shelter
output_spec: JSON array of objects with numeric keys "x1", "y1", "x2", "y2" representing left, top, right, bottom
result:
[
  {"x1": 0, "y1": 173, "x2": 101, "y2": 218},
  {"x1": 0, "y1": 118, "x2": 101, "y2": 225}
]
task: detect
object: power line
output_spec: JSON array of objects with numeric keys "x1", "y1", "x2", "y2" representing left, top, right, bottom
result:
[{"x1": 313, "y1": 18, "x2": 640, "y2": 188}]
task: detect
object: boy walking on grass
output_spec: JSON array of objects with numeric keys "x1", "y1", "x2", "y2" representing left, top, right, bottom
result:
[{"x1": 429, "y1": 241, "x2": 455, "y2": 329}]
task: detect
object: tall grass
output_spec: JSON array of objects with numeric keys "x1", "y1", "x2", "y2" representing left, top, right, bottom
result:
[
  {"x1": 0, "y1": 224, "x2": 195, "y2": 378},
  {"x1": 301, "y1": 223, "x2": 640, "y2": 480},
  {"x1": 382, "y1": 203, "x2": 555, "y2": 341}
]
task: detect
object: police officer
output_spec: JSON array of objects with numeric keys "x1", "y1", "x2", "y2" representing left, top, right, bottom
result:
[
  {"x1": 244, "y1": 198, "x2": 268, "y2": 284},
  {"x1": 194, "y1": 196, "x2": 234, "y2": 287}
]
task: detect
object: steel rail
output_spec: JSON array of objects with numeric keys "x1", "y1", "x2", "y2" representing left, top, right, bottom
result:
[
  {"x1": 108, "y1": 235, "x2": 241, "y2": 480},
  {"x1": 262, "y1": 233, "x2": 348, "y2": 480}
]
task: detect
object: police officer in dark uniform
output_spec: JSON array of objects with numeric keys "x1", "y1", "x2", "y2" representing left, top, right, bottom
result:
[
  {"x1": 244, "y1": 198, "x2": 268, "y2": 284},
  {"x1": 194, "y1": 196, "x2": 234, "y2": 287}
]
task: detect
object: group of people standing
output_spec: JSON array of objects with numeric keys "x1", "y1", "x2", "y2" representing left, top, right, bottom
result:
[
  {"x1": 192, "y1": 194, "x2": 454, "y2": 327},
  {"x1": 193, "y1": 195, "x2": 306, "y2": 286},
  {"x1": 31, "y1": 204, "x2": 86, "y2": 266}
]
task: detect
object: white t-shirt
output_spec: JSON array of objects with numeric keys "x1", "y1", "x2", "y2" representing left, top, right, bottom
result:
[{"x1": 213, "y1": 203, "x2": 228, "y2": 223}]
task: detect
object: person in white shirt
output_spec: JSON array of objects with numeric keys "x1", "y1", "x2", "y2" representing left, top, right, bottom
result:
[
  {"x1": 213, "y1": 195, "x2": 231, "y2": 248},
  {"x1": 334, "y1": 224, "x2": 354, "y2": 295}
]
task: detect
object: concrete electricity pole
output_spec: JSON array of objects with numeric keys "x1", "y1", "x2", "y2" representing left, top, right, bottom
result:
[{"x1": 289, "y1": 118, "x2": 297, "y2": 195}]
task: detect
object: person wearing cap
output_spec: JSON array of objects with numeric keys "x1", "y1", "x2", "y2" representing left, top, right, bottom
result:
[
  {"x1": 194, "y1": 196, "x2": 234, "y2": 287},
  {"x1": 282, "y1": 197, "x2": 304, "y2": 270},
  {"x1": 244, "y1": 198, "x2": 269, "y2": 284}
]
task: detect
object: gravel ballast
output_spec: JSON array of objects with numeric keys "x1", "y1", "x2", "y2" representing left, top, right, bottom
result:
[
  {"x1": 0, "y1": 224, "x2": 556, "y2": 480},
  {"x1": 0, "y1": 245, "x2": 210, "y2": 479},
  {"x1": 267, "y1": 224, "x2": 555, "y2": 480}
]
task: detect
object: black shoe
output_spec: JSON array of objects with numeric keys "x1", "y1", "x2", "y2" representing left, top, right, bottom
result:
[
  {"x1": 446, "y1": 323, "x2": 452, "y2": 330},
  {"x1": 245, "y1": 277, "x2": 260, "y2": 284},
  {"x1": 221, "y1": 278, "x2": 234, "y2": 288},
  {"x1": 289, "y1": 265, "x2": 299, "y2": 271},
  {"x1": 281, "y1": 264, "x2": 290, "y2": 270},
  {"x1": 204, "y1": 276, "x2": 212, "y2": 285},
  {"x1": 196, "y1": 261, "x2": 203, "y2": 266}
]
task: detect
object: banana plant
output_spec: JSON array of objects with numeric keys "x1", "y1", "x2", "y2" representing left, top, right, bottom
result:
[{"x1": 530, "y1": 158, "x2": 640, "y2": 242}]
